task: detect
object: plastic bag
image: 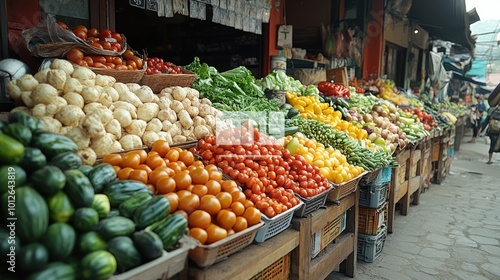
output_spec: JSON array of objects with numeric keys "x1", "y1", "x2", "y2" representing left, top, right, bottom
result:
[{"x1": 21, "y1": 14, "x2": 83, "y2": 46}]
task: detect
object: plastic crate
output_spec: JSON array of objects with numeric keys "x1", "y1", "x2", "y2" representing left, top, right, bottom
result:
[
  {"x1": 110, "y1": 235, "x2": 197, "y2": 280},
  {"x1": 294, "y1": 185, "x2": 333, "y2": 217},
  {"x1": 249, "y1": 253, "x2": 291, "y2": 280},
  {"x1": 327, "y1": 172, "x2": 366, "y2": 202},
  {"x1": 357, "y1": 225, "x2": 387, "y2": 263},
  {"x1": 358, "y1": 202, "x2": 387, "y2": 235},
  {"x1": 369, "y1": 167, "x2": 392, "y2": 185},
  {"x1": 254, "y1": 201, "x2": 303, "y2": 243},
  {"x1": 359, "y1": 183, "x2": 388, "y2": 208},
  {"x1": 359, "y1": 168, "x2": 381, "y2": 186},
  {"x1": 189, "y1": 221, "x2": 264, "y2": 267}
]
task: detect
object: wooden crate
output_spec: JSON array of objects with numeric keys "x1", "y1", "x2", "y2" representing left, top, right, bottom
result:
[{"x1": 291, "y1": 191, "x2": 358, "y2": 280}]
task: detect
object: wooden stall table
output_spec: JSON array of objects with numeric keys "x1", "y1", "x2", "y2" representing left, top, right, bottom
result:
[
  {"x1": 430, "y1": 130, "x2": 443, "y2": 186},
  {"x1": 186, "y1": 229, "x2": 299, "y2": 280},
  {"x1": 290, "y1": 189, "x2": 358, "y2": 280},
  {"x1": 407, "y1": 140, "x2": 423, "y2": 206},
  {"x1": 387, "y1": 148, "x2": 410, "y2": 234},
  {"x1": 433, "y1": 128, "x2": 451, "y2": 184},
  {"x1": 420, "y1": 133, "x2": 433, "y2": 192}
]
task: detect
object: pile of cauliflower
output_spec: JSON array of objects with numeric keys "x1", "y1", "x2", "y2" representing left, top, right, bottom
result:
[{"x1": 6, "y1": 59, "x2": 221, "y2": 165}]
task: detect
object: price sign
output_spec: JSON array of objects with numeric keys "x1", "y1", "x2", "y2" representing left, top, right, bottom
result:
[{"x1": 129, "y1": 0, "x2": 145, "y2": 9}]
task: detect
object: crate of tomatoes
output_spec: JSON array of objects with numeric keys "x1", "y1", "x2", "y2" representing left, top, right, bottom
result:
[{"x1": 140, "y1": 57, "x2": 196, "y2": 93}]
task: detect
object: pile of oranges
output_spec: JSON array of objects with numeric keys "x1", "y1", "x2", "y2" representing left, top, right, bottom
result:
[{"x1": 102, "y1": 140, "x2": 261, "y2": 245}]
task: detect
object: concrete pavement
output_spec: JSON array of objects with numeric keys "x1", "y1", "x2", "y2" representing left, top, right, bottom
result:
[{"x1": 328, "y1": 133, "x2": 500, "y2": 280}]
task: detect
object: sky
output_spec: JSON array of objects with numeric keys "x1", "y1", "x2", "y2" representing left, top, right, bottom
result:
[{"x1": 466, "y1": 0, "x2": 500, "y2": 21}]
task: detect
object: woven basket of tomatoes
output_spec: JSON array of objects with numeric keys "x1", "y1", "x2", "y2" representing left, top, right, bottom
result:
[
  {"x1": 66, "y1": 48, "x2": 146, "y2": 83},
  {"x1": 26, "y1": 18, "x2": 128, "y2": 58},
  {"x1": 254, "y1": 201, "x2": 303, "y2": 243},
  {"x1": 140, "y1": 57, "x2": 196, "y2": 93},
  {"x1": 327, "y1": 171, "x2": 367, "y2": 202}
]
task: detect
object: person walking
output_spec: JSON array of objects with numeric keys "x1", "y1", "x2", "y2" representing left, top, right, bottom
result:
[
  {"x1": 479, "y1": 105, "x2": 500, "y2": 164},
  {"x1": 468, "y1": 97, "x2": 486, "y2": 143}
]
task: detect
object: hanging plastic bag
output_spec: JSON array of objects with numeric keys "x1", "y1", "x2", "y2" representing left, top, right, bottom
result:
[{"x1": 321, "y1": 24, "x2": 336, "y2": 57}]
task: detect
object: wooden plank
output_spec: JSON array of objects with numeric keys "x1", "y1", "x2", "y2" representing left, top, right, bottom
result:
[
  {"x1": 394, "y1": 181, "x2": 408, "y2": 203},
  {"x1": 409, "y1": 176, "x2": 421, "y2": 195},
  {"x1": 309, "y1": 233, "x2": 355, "y2": 280},
  {"x1": 188, "y1": 229, "x2": 299, "y2": 280},
  {"x1": 410, "y1": 176, "x2": 422, "y2": 205},
  {"x1": 291, "y1": 215, "x2": 310, "y2": 280}
]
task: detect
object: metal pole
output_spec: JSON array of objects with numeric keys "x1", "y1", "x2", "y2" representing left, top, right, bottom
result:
[{"x1": 0, "y1": 0, "x2": 9, "y2": 59}]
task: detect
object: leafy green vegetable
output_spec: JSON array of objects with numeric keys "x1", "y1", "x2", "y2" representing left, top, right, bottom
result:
[
  {"x1": 185, "y1": 57, "x2": 279, "y2": 112},
  {"x1": 257, "y1": 70, "x2": 320, "y2": 98}
]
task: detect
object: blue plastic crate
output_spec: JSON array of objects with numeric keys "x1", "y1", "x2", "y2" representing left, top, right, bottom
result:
[
  {"x1": 370, "y1": 167, "x2": 392, "y2": 185},
  {"x1": 359, "y1": 183, "x2": 389, "y2": 208},
  {"x1": 357, "y1": 225, "x2": 387, "y2": 262}
]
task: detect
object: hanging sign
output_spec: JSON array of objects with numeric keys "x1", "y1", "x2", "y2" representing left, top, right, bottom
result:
[
  {"x1": 277, "y1": 25, "x2": 293, "y2": 49},
  {"x1": 146, "y1": 0, "x2": 158, "y2": 12},
  {"x1": 129, "y1": 0, "x2": 145, "y2": 9}
]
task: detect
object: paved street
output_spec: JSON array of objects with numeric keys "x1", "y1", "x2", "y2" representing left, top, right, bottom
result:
[{"x1": 329, "y1": 133, "x2": 500, "y2": 280}]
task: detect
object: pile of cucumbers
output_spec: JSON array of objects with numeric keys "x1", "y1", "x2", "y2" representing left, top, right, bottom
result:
[{"x1": 0, "y1": 112, "x2": 187, "y2": 280}]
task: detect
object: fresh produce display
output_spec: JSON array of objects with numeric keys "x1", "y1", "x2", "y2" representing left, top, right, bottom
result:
[
  {"x1": 6, "y1": 63, "x2": 221, "y2": 164},
  {"x1": 101, "y1": 140, "x2": 262, "y2": 245},
  {"x1": 401, "y1": 107, "x2": 438, "y2": 131},
  {"x1": 257, "y1": 70, "x2": 321, "y2": 98},
  {"x1": 144, "y1": 57, "x2": 183, "y2": 75},
  {"x1": 66, "y1": 48, "x2": 143, "y2": 70},
  {"x1": 190, "y1": 125, "x2": 331, "y2": 215},
  {"x1": 0, "y1": 113, "x2": 187, "y2": 278},
  {"x1": 397, "y1": 110, "x2": 429, "y2": 141},
  {"x1": 376, "y1": 79, "x2": 410, "y2": 106},
  {"x1": 286, "y1": 91, "x2": 369, "y2": 142},
  {"x1": 317, "y1": 81, "x2": 351, "y2": 99},
  {"x1": 284, "y1": 135, "x2": 364, "y2": 184},
  {"x1": 186, "y1": 57, "x2": 280, "y2": 112},
  {"x1": 288, "y1": 117, "x2": 398, "y2": 171},
  {"x1": 57, "y1": 22, "x2": 125, "y2": 52}
]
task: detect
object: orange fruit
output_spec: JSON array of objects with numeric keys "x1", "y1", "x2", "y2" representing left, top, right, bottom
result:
[
  {"x1": 208, "y1": 169, "x2": 223, "y2": 182},
  {"x1": 230, "y1": 201, "x2": 245, "y2": 216},
  {"x1": 163, "y1": 192, "x2": 178, "y2": 213},
  {"x1": 118, "y1": 167, "x2": 134, "y2": 180},
  {"x1": 151, "y1": 139, "x2": 170, "y2": 157},
  {"x1": 191, "y1": 184, "x2": 208, "y2": 197},
  {"x1": 190, "y1": 168, "x2": 209, "y2": 185},
  {"x1": 189, "y1": 210, "x2": 211, "y2": 229},
  {"x1": 215, "y1": 192, "x2": 232, "y2": 209},
  {"x1": 179, "y1": 150, "x2": 195, "y2": 166},
  {"x1": 206, "y1": 180, "x2": 221, "y2": 195},
  {"x1": 156, "y1": 177, "x2": 176, "y2": 194},
  {"x1": 176, "y1": 190, "x2": 192, "y2": 200},
  {"x1": 230, "y1": 190, "x2": 247, "y2": 204},
  {"x1": 199, "y1": 194, "x2": 222, "y2": 216},
  {"x1": 221, "y1": 180, "x2": 238, "y2": 193},
  {"x1": 102, "y1": 154, "x2": 122, "y2": 166},
  {"x1": 128, "y1": 169, "x2": 148, "y2": 184},
  {"x1": 232, "y1": 216, "x2": 248, "y2": 232},
  {"x1": 216, "y1": 209, "x2": 237, "y2": 230},
  {"x1": 121, "y1": 153, "x2": 141, "y2": 169},
  {"x1": 206, "y1": 224, "x2": 227, "y2": 244},
  {"x1": 165, "y1": 149, "x2": 180, "y2": 162},
  {"x1": 242, "y1": 207, "x2": 261, "y2": 226},
  {"x1": 173, "y1": 170, "x2": 192, "y2": 190},
  {"x1": 189, "y1": 227, "x2": 208, "y2": 245},
  {"x1": 178, "y1": 194, "x2": 200, "y2": 214},
  {"x1": 146, "y1": 154, "x2": 166, "y2": 170}
]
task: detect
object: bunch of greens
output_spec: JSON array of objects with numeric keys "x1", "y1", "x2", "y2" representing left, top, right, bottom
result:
[
  {"x1": 185, "y1": 57, "x2": 280, "y2": 112},
  {"x1": 257, "y1": 70, "x2": 320, "y2": 97}
]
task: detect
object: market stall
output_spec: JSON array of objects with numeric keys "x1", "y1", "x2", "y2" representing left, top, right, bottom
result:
[{"x1": 0, "y1": 14, "x2": 470, "y2": 279}]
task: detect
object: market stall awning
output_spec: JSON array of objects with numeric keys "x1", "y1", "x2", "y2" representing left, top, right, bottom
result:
[{"x1": 408, "y1": 0, "x2": 475, "y2": 51}]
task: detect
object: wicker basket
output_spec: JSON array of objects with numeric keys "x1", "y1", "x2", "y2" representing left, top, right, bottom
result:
[
  {"x1": 140, "y1": 69, "x2": 196, "y2": 93},
  {"x1": 89, "y1": 63, "x2": 146, "y2": 84},
  {"x1": 31, "y1": 35, "x2": 128, "y2": 58},
  {"x1": 327, "y1": 172, "x2": 367, "y2": 202},
  {"x1": 189, "y1": 221, "x2": 264, "y2": 267}
]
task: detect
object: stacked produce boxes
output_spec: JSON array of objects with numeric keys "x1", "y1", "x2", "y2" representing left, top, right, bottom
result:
[{"x1": 357, "y1": 167, "x2": 391, "y2": 262}]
